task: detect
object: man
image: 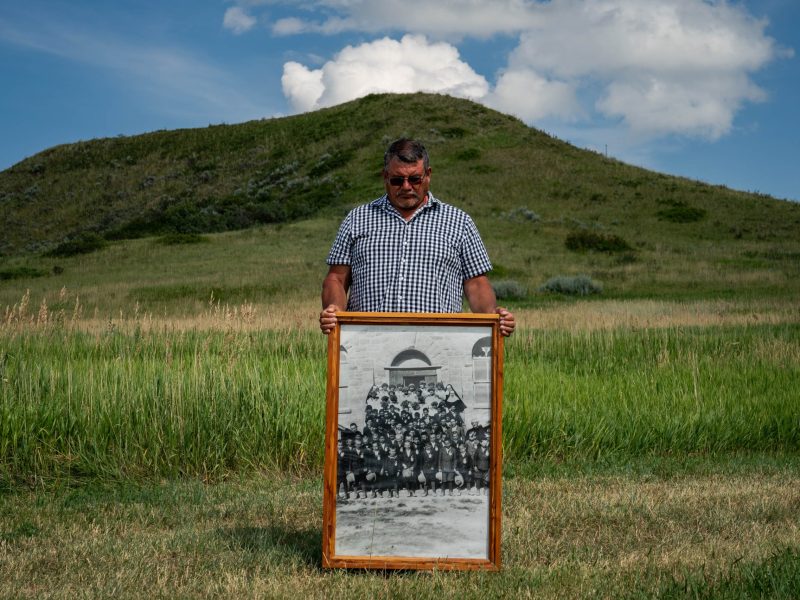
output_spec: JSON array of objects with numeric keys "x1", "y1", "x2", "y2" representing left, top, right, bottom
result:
[
  {"x1": 319, "y1": 138, "x2": 515, "y2": 335},
  {"x1": 364, "y1": 441, "x2": 385, "y2": 498},
  {"x1": 399, "y1": 438, "x2": 419, "y2": 497},
  {"x1": 418, "y1": 440, "x2": 439, "y2": 496}
]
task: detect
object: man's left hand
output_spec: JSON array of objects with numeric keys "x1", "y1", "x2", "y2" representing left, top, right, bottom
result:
[{"x1": 497, "y1": 307, "x2": 515, "y2": 337}]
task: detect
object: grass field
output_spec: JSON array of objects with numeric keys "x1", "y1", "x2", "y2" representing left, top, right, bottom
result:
[
  {"x1": 2, "y1": 460, "x2": 798, "y2": 598},
  {"x1": 1, "y1": 298, "x2": 799, "y2": 597},
  {"x1": 2, "y1": 303, "x2": 799, "y2": 480}
]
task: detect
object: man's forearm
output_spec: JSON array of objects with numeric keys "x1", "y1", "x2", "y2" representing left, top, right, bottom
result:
[
  {"x1": 322, "y1": 277, "x2": 348, "y2": 309},
  {"x1": 321, "y1": 266, "x2": 351, "y2": 309},
  {"x1": 463, "y1": 275, "x2": 497, "y2": 314}
]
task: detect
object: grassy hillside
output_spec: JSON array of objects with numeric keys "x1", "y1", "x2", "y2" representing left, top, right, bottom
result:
[{"x1": 1, "y1": 93, "x2": 800, "y2": 315}]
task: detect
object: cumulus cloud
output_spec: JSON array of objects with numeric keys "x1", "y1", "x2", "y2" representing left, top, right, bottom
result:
[
  {"x1": 281, "y1": 34, "x2": 489, "y2": 112},
  {"x1": 502, "y1": 0, "x2": 781, "y2": 139},
  {"x1": 270, "y1": 0, "x2": 786, "y2": 141},
  {"x1": 486, "y1": 69, "x2": 582, "y2": 123},
  {"x1": 223, "y1": 7, "x2": 257, "y2": 34}
]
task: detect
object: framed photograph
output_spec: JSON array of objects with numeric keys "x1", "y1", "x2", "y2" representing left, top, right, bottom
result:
[{"x1": 322, "y1": 312, "x2": 504, "y2": 571}]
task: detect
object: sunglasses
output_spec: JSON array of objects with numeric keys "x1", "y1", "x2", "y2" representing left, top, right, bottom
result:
[{"x1": 387, "y1": 174, "x2": 425, "y2": 187}]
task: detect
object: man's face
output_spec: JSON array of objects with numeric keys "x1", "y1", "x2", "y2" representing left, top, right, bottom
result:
[{"x1": 383, "y1": 158, "x2": 431, "y2": 217}]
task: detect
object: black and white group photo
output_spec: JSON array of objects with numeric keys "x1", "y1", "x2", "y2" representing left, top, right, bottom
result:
[{"x1": 334, "y1": 323, "x2": 494, "y2": 559}]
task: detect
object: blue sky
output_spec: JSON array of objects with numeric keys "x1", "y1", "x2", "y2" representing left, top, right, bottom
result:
[{"x1": 1, "y1": 0, "x2": 797, "y2": 201}]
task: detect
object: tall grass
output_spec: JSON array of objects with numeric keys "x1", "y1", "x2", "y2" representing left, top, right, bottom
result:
[
  {"x1": 1, "y1": 323, "x2": 798, "y2": 481},
  {"x1": 0, "y1": 327, "x2": 326, "y2": 481},
  {"x1": 504, "y1": 324, "x2": 800, "y2": 460}
]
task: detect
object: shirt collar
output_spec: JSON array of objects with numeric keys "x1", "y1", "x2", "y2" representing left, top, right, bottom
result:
[{"x1": 373, "y1": 192, "x2": 439, "y2": 216}]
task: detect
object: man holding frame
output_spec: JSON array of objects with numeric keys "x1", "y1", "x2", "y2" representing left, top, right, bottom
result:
[{"x1": 319, "y1": 138, "x2": 511, "y2": 571}]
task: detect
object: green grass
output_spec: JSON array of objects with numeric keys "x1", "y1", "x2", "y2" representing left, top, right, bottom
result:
[
  {"x1": 2, "y1": 323, "x2": 797, "y2": 483},
  {"x1": 0, "y1": 328, "x2": 326, "y2": 481},
  {"x1": 505, "y1": 324, "x2": 800, "y2": 460}
]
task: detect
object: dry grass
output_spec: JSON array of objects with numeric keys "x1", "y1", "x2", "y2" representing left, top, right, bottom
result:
[
  {"x1": 1, "y1": 467, "x2": 798, "y2": 598},
  {"x1": 4, "y1": 286, "x2": 800, "y2": 335},
  {"x1": 514, "y1": 298, "x2": 800, "y2": 332},
  {"x1": 1, "y1": 287, "x2": 322, "y2": 334},
  {"x1": 504, "y1": 473, "x2": 800, "y2": 575}
]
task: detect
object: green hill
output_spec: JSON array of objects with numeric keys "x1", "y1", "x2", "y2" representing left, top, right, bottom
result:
[{"x1": 1, "y1": 92, "x2": 799, "y2": 313}]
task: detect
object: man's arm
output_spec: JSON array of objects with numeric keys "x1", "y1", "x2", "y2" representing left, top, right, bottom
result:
[
  {"x1": 320, "y1": 264, "x2": 351, "y2": 334},
  {"x1": 463, "y1": 274, "x2": 516, "y2": 337}
]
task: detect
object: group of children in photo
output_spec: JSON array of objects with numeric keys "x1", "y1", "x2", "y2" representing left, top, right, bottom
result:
[{"x1": 337, "y1": 381, "x2": 491, "y2": 500}]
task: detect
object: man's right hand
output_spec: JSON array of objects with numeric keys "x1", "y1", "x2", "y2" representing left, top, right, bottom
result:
[{"x1": 319, "y1": 304, "x2": 341, "y2": 334}]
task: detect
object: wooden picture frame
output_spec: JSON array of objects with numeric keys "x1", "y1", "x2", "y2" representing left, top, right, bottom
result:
[{"x1": 322, "y1": 312, "x2": 504, "y2": 571}]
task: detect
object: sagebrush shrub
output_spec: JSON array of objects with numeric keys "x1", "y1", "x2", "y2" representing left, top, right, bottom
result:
[
  {"x1": 491, "y1": 279, "x2": 527, "y2": 300},
  {"x1": 539, "y1": 275, "x2": 603, "y2": 296},
  {"x1": 502, "y1": 207, "x2": 540, "y2": 222}
]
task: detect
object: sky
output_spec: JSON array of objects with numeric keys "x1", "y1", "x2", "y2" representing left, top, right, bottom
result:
[{"x1": 0, "y1": 0, "x2": 797, "y2": 201}]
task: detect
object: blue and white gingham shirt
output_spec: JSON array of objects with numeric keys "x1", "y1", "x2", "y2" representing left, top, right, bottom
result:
[{"x1": 326, "y1": 193, "x2": 492, "y2": 312}]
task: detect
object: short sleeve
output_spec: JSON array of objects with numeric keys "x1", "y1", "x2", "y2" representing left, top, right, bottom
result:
[
  {"x1": 460, "y1": 217, "x2": 492, "y2": 279},
  {"x1": 326, "y1": 211, "x2": 354, "y2": 266}
]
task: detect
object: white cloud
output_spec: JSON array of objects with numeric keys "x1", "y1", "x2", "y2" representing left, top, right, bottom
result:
[
  {"x1": 272, "y1": 17, "x2": 308, "y2": 36},
  {"x1": 281, "y1": 34, "x2": 489, "y2": 112},
  {"x1": 275, "y1": 0, "x2": 786, "y2": 141},
  {"x1": 486, "y1": 69, "x2": 582, "y2": 123},
  {"x1": 501, "y1": 0, "x2": 781, "y2": 139},
  {"x1": 281, "y1": 61, "x2": 325, "y2": 112},
  {"x1": 596, "y1": 73, "x2": 766, "y2": 139},
  {"x1": 269, "y1": 0, "x2": 540, "y2": 39},
  {"x1": 223, "y1": 7, "x2": 257, "y2": 35}
]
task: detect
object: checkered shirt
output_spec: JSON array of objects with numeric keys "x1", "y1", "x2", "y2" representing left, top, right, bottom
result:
[{"x1": 326, "y1": 193, "x2": 492, "y2": 312}]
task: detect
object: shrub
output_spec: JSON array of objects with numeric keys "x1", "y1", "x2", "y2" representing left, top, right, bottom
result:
[
  {"x1": 0, "y1": 266, "x2": 48, "y2": 280},
  {"x1": 539, "y1": 275, "x2": 603, "y2": 296},
  {"x1": 657, "y1": 203, "x2": 707, "y2": 223},
  {"x1": 491, "y1": 279, "x2": 527, "y2": 300},
  {"x1": 502, "y1": 207, "x2": 540, "y2": 222},
  {"x1": 454, "y1": 148, "x2": 481, "y2": 161},
  {"x1": 565, "y1": 230, "x2": 632, "y2": 253},
  {"x1": 45, "y1": 232, "x2": 107, "y2": 257}
]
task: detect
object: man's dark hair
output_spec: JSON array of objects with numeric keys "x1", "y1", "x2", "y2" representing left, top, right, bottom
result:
[{"x1": 384, "y1": 138, "x2": 429, "y2": 170}]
